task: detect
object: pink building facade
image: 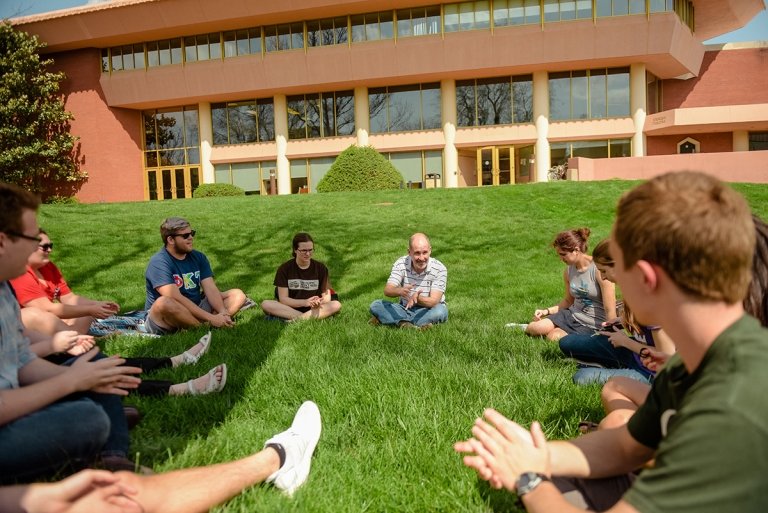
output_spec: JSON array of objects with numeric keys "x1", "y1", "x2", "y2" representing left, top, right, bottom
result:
[{"x1": 11, "y1": 0, "x2": 768, "y2": 202}]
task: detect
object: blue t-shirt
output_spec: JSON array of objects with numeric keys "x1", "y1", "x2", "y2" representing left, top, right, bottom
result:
[{"x1": 144, "y1": 248, "x2": 213, "y2": 310}]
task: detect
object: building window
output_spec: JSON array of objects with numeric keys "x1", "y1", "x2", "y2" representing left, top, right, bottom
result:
[
  {"x1": 444, "y1": 1, "x2": 491, "y2": 33},
  {"x1": 223, "y1": 28, "x2": 262, "y2": 57},
  {"x1": 287, "y1": 91, "x2": 355, "y2": 139},
  {"x1": 307, "y1": 17, "x2": 349, "y2": 47},
  {"x1": 351, "y1": 11, "x2": 394, "y2": 42},
  {"x1": 543, "y1": 0, "x2": 592, "y2": 22},
  {"x1": 212, "y1": 99, "x2": 275, "y2": 145},
  {"x1": 369, "y1": 83, "x2": 441, "y2": 133},
  {"x1": 456, "y1": 75, "x2": 532, "y2": 126},
  {"x1": 677, "y1": 137, "x2": 699, "y2": 154},
  {"x1": 265, "y1": 23, "x2": 305, "y2": 52},
  {"x1": 749, "y1": 132, "x2": 768, "y2": 151},
  {"x1": 143, "y1": 106, "x2": 200, "y2": 167},
  {"x1": 551, "y1": 138, "x2": 630, "y2": 164},
  {"x1": 550, "y1": 67, "x2": 629, "y2": 121},
  {"x1": 396, "y1": 7, "x2": 441, "y2": 37},
  {"x1": 493, "y1": 0, "x2": 541, "y2": 26},
  {"x1": 215, "y1": 161, "x2": 276, "y2": 194},
  {"x1": 184, "y1": 33, "x2": 222, "y2": 63}
]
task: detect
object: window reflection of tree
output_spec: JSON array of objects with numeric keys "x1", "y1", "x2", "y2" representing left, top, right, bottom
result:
[
  {"x1": 212, "y1": 105, "x2": 228, "y2": 145},
  {"x1": 287, "y1": 97, "x2": 306, "y2": 139},
  {"x1": 368, "y1": 91, "x2": 389, "y2": 133},
  {"x1": 456, "y1": 81, "x2": 476, "y2": 126},
  {"x1": 513, "y1": 78, "x2": 533, "y2": 122},
  {"x1": 388, "y1": 87, "x2": 420, "y2": 132},
  {"x1": 335, "y1": 92, "x2": 355, "y2": 136},
  {"x1": 476, "y1": 79, "x2": 511, "y2": 125}
]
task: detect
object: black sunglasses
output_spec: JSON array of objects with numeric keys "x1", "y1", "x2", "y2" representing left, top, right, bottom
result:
[
  {"x1": 38, "y1": 243, "x2": 54, "y2": 251},
  {"x1": 174, "y1": 230, "x2": 196, "y2": 239},
  {"x1": 6, "y1": 230, "x2": 42, "y2": 243}
]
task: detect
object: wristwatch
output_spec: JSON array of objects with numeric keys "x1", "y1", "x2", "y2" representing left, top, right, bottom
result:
[{"x1": 515, "y1": 472, "x2": 550, "y2": 497}]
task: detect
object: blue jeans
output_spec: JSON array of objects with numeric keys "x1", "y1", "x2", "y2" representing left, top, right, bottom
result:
[
  {"x1": 369, "y1": 300, "x2": 448, "y2": 327},
  {"x1": 0, "y1": 397, "x2": 111, "y2": 483},
  {"x1": 572, "y1": 366, "x2": 652, "y2": 386}
]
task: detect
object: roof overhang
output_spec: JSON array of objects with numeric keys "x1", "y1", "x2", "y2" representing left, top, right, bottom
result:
[{"x1": 644, "y1": 103, "x2": 768, "y2": 135}]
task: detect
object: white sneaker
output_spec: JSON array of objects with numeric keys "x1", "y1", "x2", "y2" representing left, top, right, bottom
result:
[
  {"x1": 505, "y1": 323, "x2": 529, "y2": 330},
  {"x1": 264, "y1": 401, "x2": 322, "y2": 496}
]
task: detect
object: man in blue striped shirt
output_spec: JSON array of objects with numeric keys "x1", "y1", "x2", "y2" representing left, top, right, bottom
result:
[{"x1": 369, "y1": 232, "x2": 448, "y2": 329}]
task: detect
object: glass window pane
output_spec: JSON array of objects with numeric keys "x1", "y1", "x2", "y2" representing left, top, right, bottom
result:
[
  {"x1": 184, "y1": 108, "x2": 199, "y2": 147},
  {"x1": 291, "y1": 23, "x2": 304, "y2": 49},
  {"x1": 390, "y1": 152, "x2": 423, "y2": 183},
  {"x1": 459, "y1": 2, "x2": 475, "y2": 30},
  {"x1": 596, "y1": 0, "x2": 611, "y2": 16},
  {"x1": 175, "y1": 168, "x2": 187, "y2": 198},
  {"x1": 561, "y1": 0, "x2": 577, "y2": 20},
  {"x1": 397, "y1": 9, "x2": 413, "y2": 37},
  {"x1": 610, "y1": 138, "x2": 631, "y2": 157},
  {"x1": 156, "y1": 110, "x2": 184, "y2": 148},
  {"x1": 494, "y1": 0, "x2": 510, "y2": 27},
  {"x1": 277, "y1": 25, "x2": 291, "y2": 50},
  {"x1": 308, "y1": 20, "x2": 321, "y2": 47},
  {"x1": 572, "y1": 140, "x2": 608, "y2": 159},
  {"x1": 212, "y1": 104, "x2": 228, "y2": 145},
  {"x1": 147, "y1": 42, "x2": 159, "y2": 67},
  {"x1": 334, "y1": 17, "x2": 348, "y2": 43},
  {"x1": 613, "y1": 0, "x2": 629, "y2": 15},
  {"x1": 321, "y1": 94, "x2": 334, "y2": 137},
  {"x1": 650, "y1": 0, "x2": 666, "y2": 12},
  {"x1": 549, "y1": 71, "x2": 571, "y2": 120},
  {"x1": 159, "y1": 40, "x2": 171, "y2": 65},
  {"x1": 544, "y1": 0, "x2": 559, "y2": 22},
  {"x1": 287, "y1": 96, "x2": 307, "y2": 139},
  {"x1": 365, "y1": 13, "x2": 381, "y2": 40},
  {"x1": 524, "y1": 0, "x2": 541, "y2": 24},
  {"x1": 476, "y1": 78, "x2": 511, "y2": 125},
  {"x1": 512, "y1": 75, "x2": 533, "y2": 122},
  {"x1": 589, "y1": 69, "x2": 607, "y2": 118},
  {"x1": 145, "y1": 151, "x2": 158, "y2": 167},
  {"x1": 571, "y1": 71, "x2": 588, "y2": 120},
  {"x1": 550, "y1": 141, "x2": 570, "y2": 166},
  {"x1": 143, "y1": 112, "x2": 157, "y2": 149},
  {"x1": 607, "y1": 68, "x2": 630, "y2": 117},
  {"x1": 444, "y1": 4, "x2": 460, "y2": 32},
  {"x1": 456, "y1": 80, "x2": 476, "y2": 126},
  {"x1": 111, "y1": 47, "x2": 123, "y2": 71},
  {"x1": 228, "y1": 103, "x2": 258, "y2": 143},
  {"x1": 101, "y1": 49, "x2": 110, "y2": 72},
  {"x1": 305, "y1": 95, "x2": 321, "y2": 138},
  {"x1": 629, "y1": 0, "x2": 646, "y2": 14},
  {"x1": 335, "y1": 90, "x2": 355, "y2": 136},
  {"x1": 224, "y1": 32, "x2": 237, "y2": 57},
  {"x1": 170, "y1": 39, "x2": 182, "y2": 64},
  {"x1": 389, "y1": 86, "x2": 421, "y2": 132},
  {"x1": 577, "y1": 0, "x2": 592, "y2": 18},
  {"x1": 257, "y1": 100, "x2": 275, "y2": 142},
  {"x1": 214, "y1": 164, "x2": 230, "y2": 184},
  {"x1": 351, "y1": 15, "x2": 366, "y2": 42},
  {"x1": 121, "y1": 45, "x2": 134, "y2": 69},
  {"x1": 187, "y1": 148, "x2": 200, "y2": 165},
  {"x1": 475, "y1": 1, "x2": 491, "y2": 29},
  {"x1": 309, "y1": 157, "x2": 335, "y2": 192},
  {"x1": 425, "y1": 6, "x2": 441, "y2": 33},
  {"x1": 232, "y1": 162, "x2": 260, "y2": 191},
  {"x1": 380, "y1": 11, "x2": 394, "y2": 39},
  {"x1": 146, "y1": 170, "x2": 157, "y2": 201},
  {"x1": 424, "y1": 150, "x2": 443, "y2": 180},
  {"x1": 421, "y1": 83, "x2": 442, "y2": 129},
  {"x1": 290, "y1": 159, "x2": 307, "y2": 178},
  {"x1": 184, "y1": 36, "x2": 197, "y2": 62},
  {"x1": 265, "y1": 26, "x2": 278, "y2": 52},
  {"x1": 209, "y1": 33, "x2": 221, "y2": 59},
  {"x1": 509, "y1": 0, "x2": 525, "y2": 25},
  {"x1": 369, "y1": 89, "x2": 388, "y2": 133}
]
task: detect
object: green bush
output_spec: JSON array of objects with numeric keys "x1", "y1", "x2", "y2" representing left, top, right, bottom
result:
[
  {"x1": 193, "y1": 183, "x2": 245, "y2": 198},
  {"x1": 44, "y1": 195, "x2": 79, "y2": 205},
  {"x1": 317, "y1": 145, "x2": 403, "y2": 192}
]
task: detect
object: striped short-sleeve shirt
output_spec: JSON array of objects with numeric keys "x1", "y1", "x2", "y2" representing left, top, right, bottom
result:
[{"x1": 387, "y1": 256, "x2": 447, "y2": 305}]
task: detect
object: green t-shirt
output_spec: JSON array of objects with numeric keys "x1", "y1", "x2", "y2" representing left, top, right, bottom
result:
[{"x1": 625, "y1": 314, "x2": 768, "y2": 513}]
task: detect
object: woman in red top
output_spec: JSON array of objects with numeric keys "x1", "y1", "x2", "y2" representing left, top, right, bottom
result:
[{"x1": 10, "y1": 230, "x2": 119, "y2": 335}]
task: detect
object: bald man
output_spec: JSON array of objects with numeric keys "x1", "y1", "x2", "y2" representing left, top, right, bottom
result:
[{"x1": 369, "y1": 233, "x2": 448, "y2": 329}]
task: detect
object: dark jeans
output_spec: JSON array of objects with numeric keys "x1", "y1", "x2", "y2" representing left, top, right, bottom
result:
[
  {"x1": 0, "y1": 397, "x2": 112, "y2": 483},
  {"x1": 554, "y1": 474, "x2": 635, "y2": 511},
  {"x1": 559, "y1": 333, "x2": 653, "y2": 385}
]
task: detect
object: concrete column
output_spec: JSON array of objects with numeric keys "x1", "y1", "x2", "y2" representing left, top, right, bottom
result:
[
  {"x1": 630, "y1": 63, "x2": 647, "y2": 157},
  {"x1": 198, "y1": 102, "x2": 214, "y2": 184},
  {"x1": 273, "y1": 94, "x2": 291, "y2": 195},
  {"x1": 441, "y1": 78, "x2": 458, "y2": 188},
  {"x1": 733, "y1": 130, "x2": 749, "y2": 152},
  {"x1": 354, "y1": 86, "x2": 369, "y2": 147},
  {"x1": 532, "y1": 71, "x2": 550, "y2": 182}
]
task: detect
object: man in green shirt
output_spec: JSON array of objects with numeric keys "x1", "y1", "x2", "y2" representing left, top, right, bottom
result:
[{"x1": 455, "y1": 171, "x2": 768, "y2": 513}]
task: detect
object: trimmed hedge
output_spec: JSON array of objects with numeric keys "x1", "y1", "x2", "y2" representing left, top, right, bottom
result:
[
  {"x1": 317, "y1": 145, "x2": 403, "y2": 192},
  {"x1": 193, "y1": 183, "x2": 245, "y2": 198}
]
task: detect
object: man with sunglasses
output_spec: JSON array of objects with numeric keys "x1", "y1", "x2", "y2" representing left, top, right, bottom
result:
[
  {"x1": 10, "y1": 230, "x2": 120, "y2": 335},
  {"x1": 144, "y1": 217, "x2": 246, "y2": 335}
]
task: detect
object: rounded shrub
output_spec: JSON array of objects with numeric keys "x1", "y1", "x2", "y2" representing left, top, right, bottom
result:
[
  {"x1": 193, "y1": 183, "x2": 245, "y2": 198},
  {"x1": 44, "y1": 195, "x2": 79, "y2": 205},
  {"x1": 317, "y1": 145, "x2": 403, "y2": 193}
]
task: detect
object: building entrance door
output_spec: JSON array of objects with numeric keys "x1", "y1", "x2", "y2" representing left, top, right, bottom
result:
[
  {"x1": 144, "y1": 167, "x2": 200, "y2": 200},
  {"x1": 476, "y1": 146, "x2": 515, "y2": 186}
]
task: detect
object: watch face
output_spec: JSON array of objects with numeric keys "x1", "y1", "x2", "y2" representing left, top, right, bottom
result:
[{"x1": 516, "y1": 472, "x2": 543, "y2": 496}]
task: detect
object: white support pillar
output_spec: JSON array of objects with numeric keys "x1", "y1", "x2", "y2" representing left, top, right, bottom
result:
[
  {"x1": 733, "y1": 130, "x2": 749, "y2": 152},
  {"x1": 273, "y1": 94, "x2": 291, "y2": 195},
  {"x1": 533, "y1": 71, "x2": 550, "y2": 182},
  {"x1": 441, "y1": 78, "x2": 458, "y2": 188},
  {"x1": 630, "y1": 63, "x2": 647, "y2": 157},
  {"x1": 354, "y1": 86, "x2": 369, "y2": 147},
  {"x1": 198, "y1": 102, "x2": 214, "y2": 184}
]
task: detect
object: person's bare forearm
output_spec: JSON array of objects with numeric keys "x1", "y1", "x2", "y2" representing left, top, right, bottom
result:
[
  {"x1": 553, "y1": 428, "x2": 653, "y2": 478},
  {"x1": 1, "y1": 364, "x2": 74, "y2": 425}
]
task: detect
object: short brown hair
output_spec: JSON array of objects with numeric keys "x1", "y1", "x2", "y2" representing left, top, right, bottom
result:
[
  {"x1": 0, "y1": 182, "x2": 40, "y2": 237},
  {"x1": 160, "y1": 217, "x2": 190, "y2": 245},
  {"x1": 615, "y1": 171, "x2": 754, "y2": 303},
  {"x1": 592, "y1": 239, "x2": 613, "y2": 268},
  {"x1": 745, "y1": 215, "x2": 768, "y2": 326},
  {"x1": 292, "y1": 232, "x2": 314, "y2": 257},
  {"x1": 553, "y1": 228, "x2": 591, "y2": 253}
]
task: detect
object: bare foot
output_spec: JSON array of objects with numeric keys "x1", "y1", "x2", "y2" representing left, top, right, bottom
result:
[{"x1": 169, "y1": 364, "x2": 227, "y2": 396}]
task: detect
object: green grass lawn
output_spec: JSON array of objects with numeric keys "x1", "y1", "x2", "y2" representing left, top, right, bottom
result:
[{"x1": 38, "y1": 180, "x2": 768, "y2": 512}]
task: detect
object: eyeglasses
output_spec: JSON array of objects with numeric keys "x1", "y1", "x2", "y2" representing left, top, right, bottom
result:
[
  {"x1": 296, "y1": 248, "x2": 314, "y2": 254},
  {"x1": 5, "y1": 230, "x2": 42, "y2": 243},
  {"x1": 38, "y1": 243, "x2": 54, "y2": 252},
  {"x1": 174, "y1": 230, "x2": 196, "y2": 239}
]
